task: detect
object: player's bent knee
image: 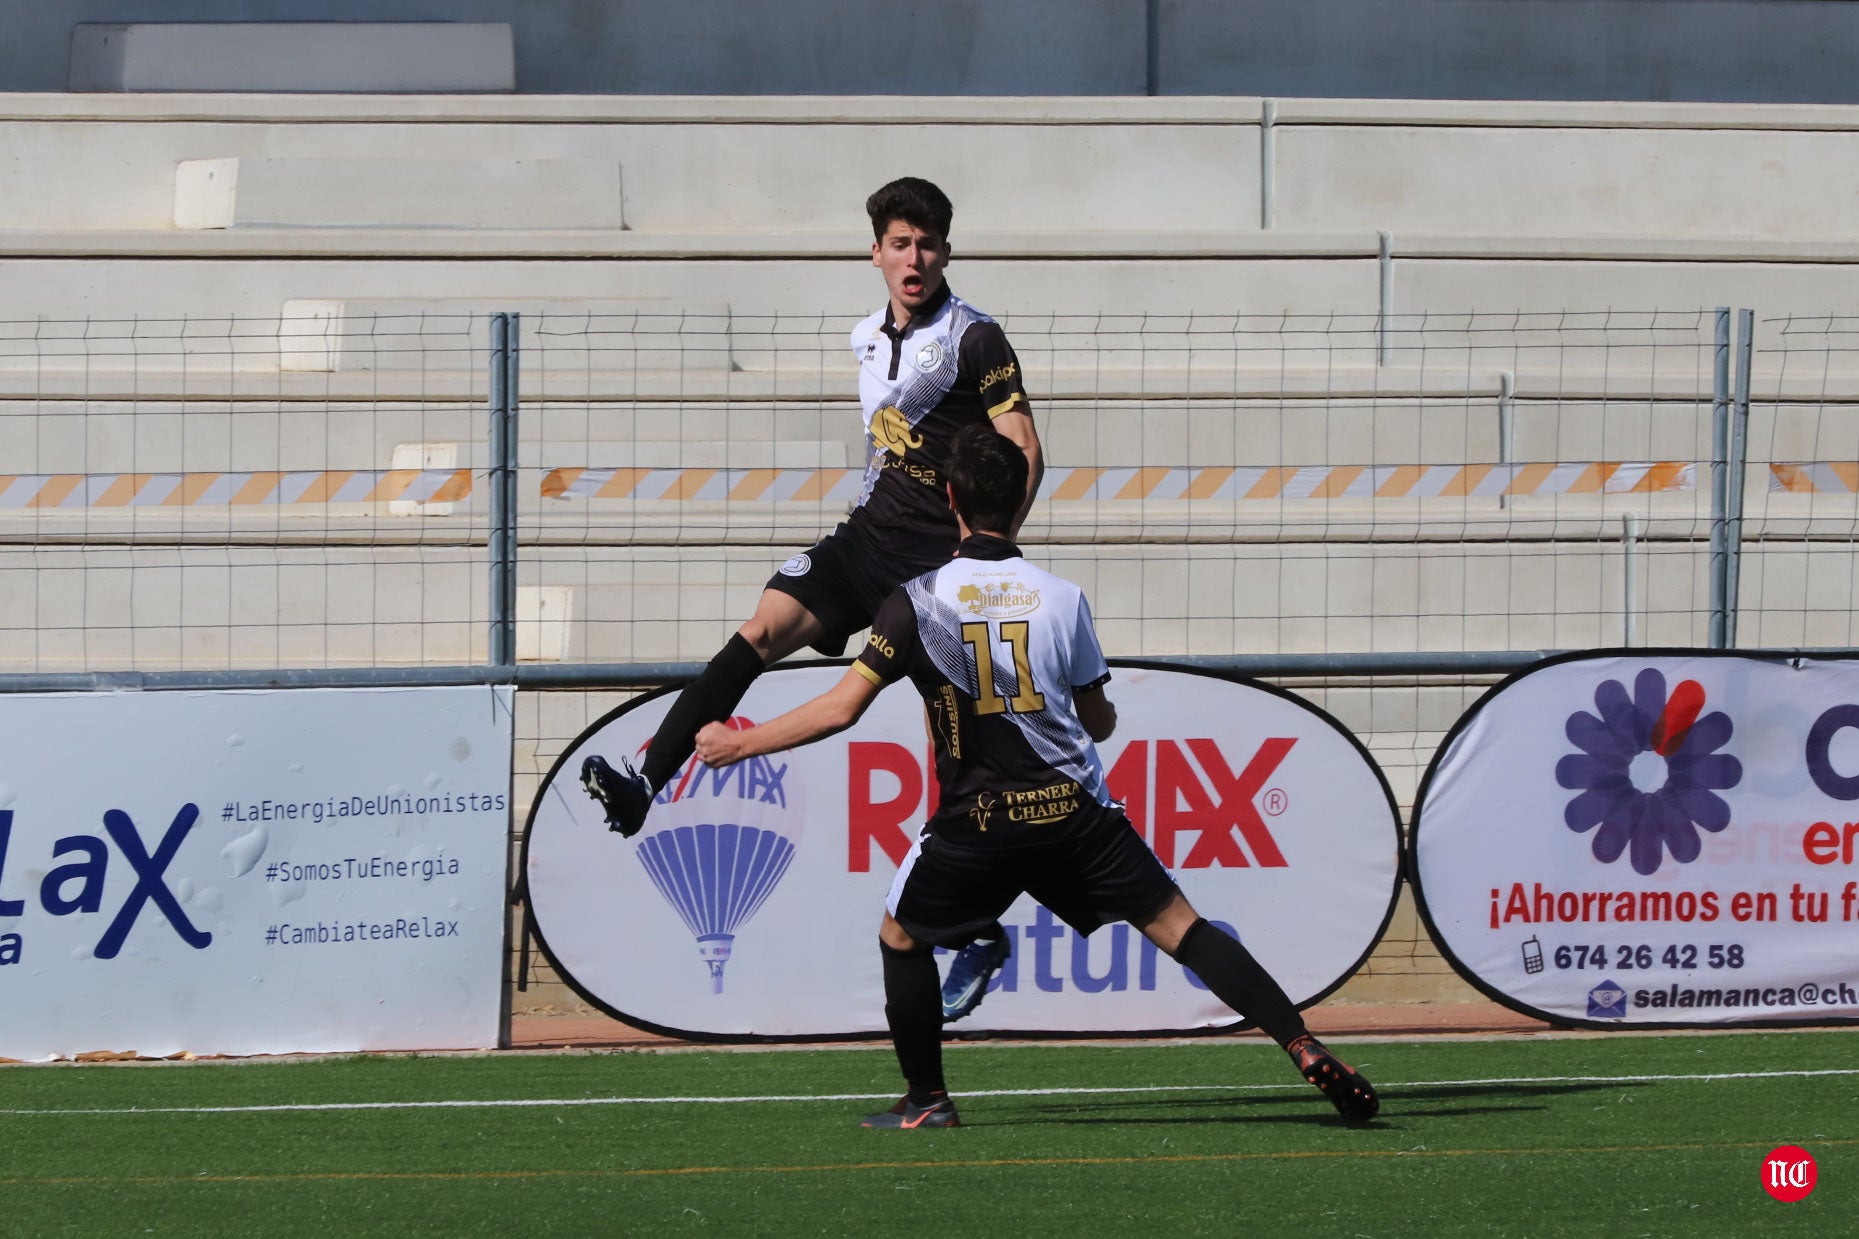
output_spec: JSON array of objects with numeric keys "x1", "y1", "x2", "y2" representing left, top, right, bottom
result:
[
  {"x1": 878, "y1": 916, "x2": 924, "y2": 955},
  {"x1": 738, "y1": 592, "x2": 820, "y2": 663},
  {"x1": 1160, "y1": 916, "x2": 1219, "y2": 964},
  {"x1": 879, "y1": 937, "x2": 932, "y2": 960},
  {"x1": 1134, "y1": 892, "x2": 1200, "y2": 958}
]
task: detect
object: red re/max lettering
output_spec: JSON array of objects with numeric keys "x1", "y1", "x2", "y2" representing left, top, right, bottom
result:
[{"x1": 845, "y1": 738, "x2": 1294, "y2": 872}]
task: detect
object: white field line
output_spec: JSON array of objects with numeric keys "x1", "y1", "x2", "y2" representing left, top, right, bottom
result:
[{"x1": 3, "y1": 1067, "x2": 1855, "y2": 1118}]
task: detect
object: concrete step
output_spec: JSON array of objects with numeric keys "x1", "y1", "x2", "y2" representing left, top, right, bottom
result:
[
  {"x1": 177, "y1": 159, "x2": 622, "y2": 231},
  {"x1": 1, "y1": 255, "x2": 1855, "y2": 353},
  {"x1": 1, "y1": 530, "x2": 1845, "y2": 672},
  {"x1": 277, "y1": 298, "x2": 734, "y2": 372},
  {"x1": 3, "y1": 388, "x2": 1823, "y2": 479},
  {"x1": 0, "y1": 360, "x2": 1741, "y2": 402},
  {"x1": 4, "y1": 94, "x2": 1859, "y2": 239}
]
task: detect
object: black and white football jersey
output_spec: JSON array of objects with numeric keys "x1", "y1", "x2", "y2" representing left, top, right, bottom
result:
[
  {"x1": 854, "y1": 533, "x2": 1114, "y2": 845},
  {"x1": 848, "y1": 284, "x2": 1028, "y2": 550}
]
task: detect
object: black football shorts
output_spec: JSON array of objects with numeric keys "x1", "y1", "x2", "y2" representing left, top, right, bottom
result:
[
  {"x1": 763, "y1": 519, "x2": 951, "y2": 656},
  {"x1": 886, "y1": 804, "x2": 1181, "y2": 948}
]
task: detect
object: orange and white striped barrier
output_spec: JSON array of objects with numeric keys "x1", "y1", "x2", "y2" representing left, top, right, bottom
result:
[
  {"x1": 0, "y1": 469, "x2": 472, "y2": 508},
  {"x1": 543, "y1": 462, "x2": 1698, "y2": 503},
  {"x1": 541, "y1": 466, "x2": 863, "y2": 503},
  {"x1": 1040, "y1": 462, "x2": 1695, "y2": 500},
  {"x1": 1769, "y1": 463, "x2": 1859, "y2": 494},
  {"x1": 0, "y1": 460, "x2": 1747, "y2": 510}
]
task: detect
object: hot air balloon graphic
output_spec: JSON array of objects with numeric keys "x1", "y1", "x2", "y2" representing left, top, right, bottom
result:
[
  {"x1": 634, "y1": 820, "x2": 796, "y2": 993},
  {"x1": 595, "y1": 715, "x2": 803, "y2": 994}
]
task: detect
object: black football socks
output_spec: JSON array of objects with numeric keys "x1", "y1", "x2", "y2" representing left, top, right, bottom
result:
[
  {"x1": 639, "y1": 632, "x2": 765, "y2": 791},
  {"x1": 881, "y1": 940, "x2": 947, "y2": 1101},
  {"x1": 1171, "y1": 917, "x2": 1307, "y2": 1047}
]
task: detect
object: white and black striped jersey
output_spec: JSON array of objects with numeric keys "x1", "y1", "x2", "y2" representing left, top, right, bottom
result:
[
  {"x1": 848, "y1": 284, "x2": 1028, "y2": 551},
  {"x1": 854, "y1": 533, "x2": 1115, "y2": 845}
]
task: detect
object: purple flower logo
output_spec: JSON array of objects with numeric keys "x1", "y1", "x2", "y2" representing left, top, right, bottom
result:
[{"x1": 1555, "y1": 668, "x2": 1741, "y2": 875}]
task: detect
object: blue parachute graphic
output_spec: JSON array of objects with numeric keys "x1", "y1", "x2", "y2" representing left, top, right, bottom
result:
[{"x1": 635, "y1": 821, "x2": 796, "y2": 993}]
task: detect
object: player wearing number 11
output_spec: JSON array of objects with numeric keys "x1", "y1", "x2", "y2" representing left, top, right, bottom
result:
[{"x1": 695, "y1": 424, "x2": 1379, "y2": 1129}]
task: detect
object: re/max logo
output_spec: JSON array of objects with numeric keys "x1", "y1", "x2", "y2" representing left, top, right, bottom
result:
[
  {"x1": 0, "y1": 805, "x2": 212, "y2": 963},
  {"x1": 846, "y1": 738, "x2": 1294, "y2": 871}
]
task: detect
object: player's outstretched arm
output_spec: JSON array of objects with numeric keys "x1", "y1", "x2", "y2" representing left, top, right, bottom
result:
[{"x1": 693, "y1": 667, "x2": 883, "y2": 767}]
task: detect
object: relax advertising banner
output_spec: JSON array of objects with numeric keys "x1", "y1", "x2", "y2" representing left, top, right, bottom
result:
[
  {"x1": 0, "y1": 686, "x2": 513, "y2": 1060},
  {"x1": 1412, "y1": 652, "x2": 1859, "y2": 1028},
  {"x1": 524, "y1": 663, "x2": 1402, "y2": 1039}
]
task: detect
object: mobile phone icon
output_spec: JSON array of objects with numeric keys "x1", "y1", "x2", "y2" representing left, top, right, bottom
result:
[{"x1": 1522, "y1": 935, "x2": 1544, "y2": 974}]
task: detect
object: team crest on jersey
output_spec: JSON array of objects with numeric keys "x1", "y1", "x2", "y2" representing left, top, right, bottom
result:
[
  {"x1": 778, "y1": 552, "x2": 812, "y2": 577},
  {"x1": 913, "y1": 340, "x2": 944, "y2": 373},
  {"x1": 956, "y1": 579, "x2": 1041, "y2": 619}
]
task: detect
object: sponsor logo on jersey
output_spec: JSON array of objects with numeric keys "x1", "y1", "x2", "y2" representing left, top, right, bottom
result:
[
  {"x1": 870, "y1": 405, "x2": 925, "y2": 456},
  {"x1": 957, "y1": 580, "x2": 1041, "y2": 619},
  {"x1": 1003, "y1": 780, "x2": 1083, "y2": 825},
  {"x1": 880, "y1": 456, "x2": 941, "y2": 488},
  {"x1": 979, "y1": 361, "x2": 1018, "y2": 391}
]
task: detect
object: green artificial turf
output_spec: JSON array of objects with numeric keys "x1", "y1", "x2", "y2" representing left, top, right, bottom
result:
[{"x1": 0, "y1": 1033, "x2": 1849, "y2": 1237}]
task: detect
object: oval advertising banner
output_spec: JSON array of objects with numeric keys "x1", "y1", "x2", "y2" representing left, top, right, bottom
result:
[
  {"x1": 1412, "y1": 651, "x2": 1859, "y2": 1029},
  {"x1": 523, "y1": 663, "x2": 1401, "y2": 1040}
]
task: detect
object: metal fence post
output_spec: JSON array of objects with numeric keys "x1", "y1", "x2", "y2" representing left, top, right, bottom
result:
[
  {"x1": 489, "y1": 313, "x2": 520, "y2": 668},
  {"x1": 1496, "y1": 370, "x2": 1515, "y2": 510},
  {"x1": 1376, "y1": 232, "x2": 1393, "y2": 365},
  {"x1": 1724, "y1": 308, "x2": 1755, "y2": 647},
  {"x1": 1622, "y1": 512, "x2": 1641, "y2": 647},
  {"x1": 1708, "y1": 307, "x2": 1731, "y2": 648}
]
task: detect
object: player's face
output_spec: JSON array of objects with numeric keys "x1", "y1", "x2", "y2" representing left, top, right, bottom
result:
[{"x1": 872, "y1": 219, "x2": 951, "y2": 325}]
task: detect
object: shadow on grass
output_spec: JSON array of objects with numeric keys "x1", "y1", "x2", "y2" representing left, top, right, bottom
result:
[{"x1": 977, "y1": 1079, "x2": 1646, "y2": 1129}]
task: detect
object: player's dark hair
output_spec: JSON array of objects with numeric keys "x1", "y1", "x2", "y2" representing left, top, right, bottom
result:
[
  {"x1": 867, "y1": 177, "x2": 954, "y2": 242},
  {"x1": 948, "y1": 422, "x2": 1026, "y2": 535}
]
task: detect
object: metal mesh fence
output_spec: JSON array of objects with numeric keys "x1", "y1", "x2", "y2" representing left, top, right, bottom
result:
[
  {"x1": 0, "y1": 304, "x2": 1830, "y2": 1012},
  {"x1": 0, "y1": 306, "x2": 1756, "y2": 673},
  {"x1": 522, "y1": 306, "x2": 1726, "y2": 666},
  {"x1": 1736, "y1": 313, "x2": 1859, "y2": 648},
  {"x1": 0, "y1": 313, "x2": 491, "y2": 672}
]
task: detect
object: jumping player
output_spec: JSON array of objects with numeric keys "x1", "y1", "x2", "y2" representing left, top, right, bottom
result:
[
  {"x1": 581, "y1": 177, "x2": 1032, "y2": 1015},
  {"x1": 693, "y1": 424, "x2": 1380, "y2": 1129}
]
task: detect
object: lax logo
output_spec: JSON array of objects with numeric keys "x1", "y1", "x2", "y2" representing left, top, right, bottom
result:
[
  {"x1": 1762, "y1": 1146, "x2": 1818, "y2": 1202},
  {"x1": 0, "y1": 804, "x2": 212, "y2": 965}
]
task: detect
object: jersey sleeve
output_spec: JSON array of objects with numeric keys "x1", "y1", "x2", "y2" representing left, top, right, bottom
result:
[
  {"x1": 958, "y1": 320, "x2": 1029, "y2": 419},
  {"x1": 853, "y1": 587, "x2": 920, "y2": 687},
  {"x1": 1071, "y1": 592, "x2": 1112, "y2": 692}
]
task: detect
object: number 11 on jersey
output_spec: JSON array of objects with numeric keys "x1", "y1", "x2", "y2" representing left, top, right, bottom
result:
[{"x1": 961, "y1": 620, "x2": 1046, "y2": 715}]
